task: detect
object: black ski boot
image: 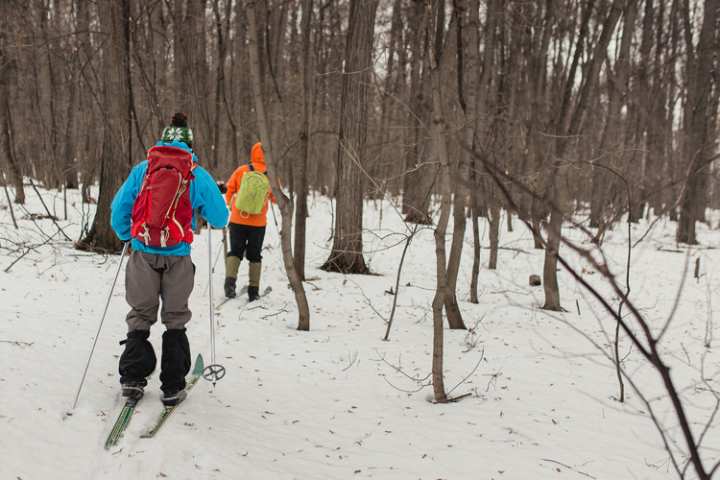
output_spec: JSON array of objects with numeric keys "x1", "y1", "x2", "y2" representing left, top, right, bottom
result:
[
  {"x1": 248, "y1": 286, "x2": 260, "y2": 302},
  {"x1": 121, "y1": 381, "x2": 145, "y2": 401},
  {"x1": 161, "y1": 389, "x2": 187, "y2": 407},
  {"x1": 224, "y1": 277, "x2": 237, "y2": 299}
]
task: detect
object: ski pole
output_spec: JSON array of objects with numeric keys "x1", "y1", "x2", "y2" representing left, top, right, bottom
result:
[
  {"x1": 71, "y1": 242, "x2": 129, "y2": 411},
  {"x1": 207, "y1": 228, "x2": 216, "y2": 366},
  {"x1": 203, "y1": 227, "x2": 226, "y2": 386}
]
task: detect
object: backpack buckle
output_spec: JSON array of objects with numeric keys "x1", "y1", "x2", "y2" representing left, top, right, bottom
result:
[
  {"x1": 139, "y1": 224, "x2": 151, "y2": 246},
  {"x1": 160, "y1": 226, "x2": 170, "y2": 248}
]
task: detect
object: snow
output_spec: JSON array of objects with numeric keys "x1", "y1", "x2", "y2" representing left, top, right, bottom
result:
[{"x1": 1, "y1": 186, "x2": 719, "y2": 480}]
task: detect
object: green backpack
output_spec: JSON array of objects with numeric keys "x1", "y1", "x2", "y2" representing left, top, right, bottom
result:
[{"x1": 235, "y1": 164, "x2": 270, "y2": 215}]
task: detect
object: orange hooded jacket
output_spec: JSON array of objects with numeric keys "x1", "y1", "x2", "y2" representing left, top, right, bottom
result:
[{"x1": 225, "y1": 142, "x2": 275, "y2": 227}]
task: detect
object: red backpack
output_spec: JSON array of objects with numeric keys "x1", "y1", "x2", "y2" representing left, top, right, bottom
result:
[{"x1": 130, "y1": 145, "x2": 196, "y2": 248}]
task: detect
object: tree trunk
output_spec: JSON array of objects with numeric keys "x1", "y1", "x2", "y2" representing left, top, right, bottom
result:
[
  {"x1": 402, "y1": 0, "x2": 432, "y2": 225},
  {"x1": 0, "y1": 6, "x2": 25, "y2": 205},
  {"x1": 488, "y1": 205, "x2": 500, "y2": 269},
  {"x1": 428, "y1": 0, "x2": 451, "y2": 403},
  {"x1": 246, "y1": 0, "x2": 311, "y2": 331},
  {"x1": 294, "y1": 0, "x2": 313, "y2": 281},
  {"x1": 320, "y1": 0, "x2": 379, "y2": 274},
  {"x1": 78, "y1": 0, "x2": 132, "y2": 253},
  {"x1": 63, "y1": 68, "x2": 79, "y2": 189},
  {"x1": 458, "y1": 0, "x2": 482, "y2": 304},
  {"x1": 40, "y1": 3, "x2": 60, "y2": 189},
  {"x1": 444, "y1": 189, "x2": 466, "y2": 329},
  {"x1": 469, "y1": 207, "x2": 480, "y2": 303},
  {"x1": 542, "y1": 0, "x2": 623, "y2": 311},
  {"x1": 590, "y1": 1, "x2": 637, "y2": 230},
  {"x1": 677, "y1": 0, "x2": 718, "y2": 244}
]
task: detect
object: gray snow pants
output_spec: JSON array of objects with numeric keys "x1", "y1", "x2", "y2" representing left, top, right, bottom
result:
[{"x1": 125, "y1": 251, "x2": 195, "y2": 331}]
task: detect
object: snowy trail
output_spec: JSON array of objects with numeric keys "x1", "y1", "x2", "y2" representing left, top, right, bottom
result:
[{"x1": 2, "y1": 188, "x2": 720, "y2": 479}]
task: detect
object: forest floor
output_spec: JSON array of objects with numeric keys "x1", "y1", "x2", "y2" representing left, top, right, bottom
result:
[{"x1": 1, "y1": 185, "x2": 720, "y2": 480}]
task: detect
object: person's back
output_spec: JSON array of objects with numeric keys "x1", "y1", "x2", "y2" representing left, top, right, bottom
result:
[
  {"x1": 110, "y1": 113, "x2": 229, "y2": 406},
  {"x1": 223, "y1": 142, "x2": 275, "y2": 301}
]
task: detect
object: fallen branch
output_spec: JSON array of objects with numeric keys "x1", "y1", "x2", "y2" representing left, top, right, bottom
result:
[
  {"x1": 0, "y1": 339, "x2": 34, "y2": 347},
  {"x1": 3, "y1": 247, "x2": 32, "y2": 273},
  {"x1": 540, "y1": 458, "x2": 597, "y2": 479},
  {"x1": 261, "y1": 307, "x2": 289, "y2": 320},
  {"x1": 28, "y1": 178, "x2": 72, "y2": 242}
]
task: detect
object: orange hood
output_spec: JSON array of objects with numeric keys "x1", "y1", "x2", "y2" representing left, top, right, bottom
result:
[{"x1": 250, "y1": 142, "x2": 266, "y2": 172}]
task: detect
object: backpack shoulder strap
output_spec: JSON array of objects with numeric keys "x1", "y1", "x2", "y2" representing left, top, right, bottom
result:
[{"x1": 248, "y1": 162, "x2": 255, "y2": 172}]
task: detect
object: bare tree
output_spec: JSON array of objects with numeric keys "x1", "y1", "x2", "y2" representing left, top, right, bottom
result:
[
  {"x1": 320, "y1": 0, "x2": 379, "y2": 274},
  {"x1": 245, "y1": 0, "x2": 311, "y2": 331},
  {"x1": 428, "y1": 0, "x2": 452, "y2": 403},
  {"x1": 294, "y1": 0, "x2": 314, "y2": 281},
  {"x1": 77, "y1": 0, "x2": 132, "y2": 253},
  {"x1": 0, "y1": 1, "x2": 26, "y2": 205},
  {"x1": 677, "y1": 0, "x2": 719, "y2": 244}
]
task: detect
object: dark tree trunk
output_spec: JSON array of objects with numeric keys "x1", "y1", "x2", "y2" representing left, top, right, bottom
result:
[
  {"x1": 402, "y1": 0, "x2": 433, "y2": 225},
  {"x1": 0, "y1": 3, "x2": 25, "y2": 204},
  {"x1": 78, "y1": 0, "x2": 132, "y2": 253},
  {"x1": 294, "y1": 0, "x2": 313, "y2": 281},
  {"x1": 321, "y1": 0, "x2": 379, "y2": 274},
  {"x1": 677, "y1": 0, "x2": 719, "y2": 244}
]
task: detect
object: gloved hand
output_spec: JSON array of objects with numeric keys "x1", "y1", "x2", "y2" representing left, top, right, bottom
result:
[{"x1": 216, "y1": 181, "x2": 227, "y2": 194}]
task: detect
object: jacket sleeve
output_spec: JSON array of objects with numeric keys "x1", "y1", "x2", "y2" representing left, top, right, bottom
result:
[
  {"x1": 268, "y1": 184, "x2": 277, "y2": 204},
  {"x1": 193, "y1": 167, "x2": 230, "y2": 229},
  {"x1": 225, "y1": 167, "x2": 243, "y2": 206},
  {"x1": 110, "y1": 163, "x2": 146, "y2": 241}
]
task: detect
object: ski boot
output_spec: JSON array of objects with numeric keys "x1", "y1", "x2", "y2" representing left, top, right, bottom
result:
[
  {"x1": 161, "y1": 389, "x2": 187, "y2": 407},
  {"x1": 224, "y1": 277, "x2": 237, "y2": 299},
  {"x1": 248, "y1": 286, "x2": 260, "y2": 302},
  {"x1": 121, "y1": 381, "x2": 145, "y2": 402}
]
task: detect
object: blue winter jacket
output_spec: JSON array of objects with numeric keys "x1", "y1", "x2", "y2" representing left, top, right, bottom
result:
[{"x1": 110, "y1": 141, "x2": 229, "y2": 256}]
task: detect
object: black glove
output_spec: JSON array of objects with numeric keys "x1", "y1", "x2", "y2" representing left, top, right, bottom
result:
[{"x1": 216, "y1": 181, "x2": 227, "y2": 194}]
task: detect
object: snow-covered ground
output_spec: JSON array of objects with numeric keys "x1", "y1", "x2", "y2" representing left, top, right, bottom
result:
[{"x1": 1, "y1": 185, "x2": 719, "y2": 480}]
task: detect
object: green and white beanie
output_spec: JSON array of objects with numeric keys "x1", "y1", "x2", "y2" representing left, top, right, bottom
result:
[{"x1": 161, "y1": 126, "x2": 194, "y2": 147}]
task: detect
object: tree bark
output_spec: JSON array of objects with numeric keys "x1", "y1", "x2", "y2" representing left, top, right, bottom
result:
[
  {"x1": 294, "y1": 0, "x2": 314, "y2": 281},
  {"x1": 459, "y1": 0, "x2": 482, "y2": 303},
  {"x1": 543, "y1": 0, "x2": 623, "y2": 311},
  {"x1": 246, "y1": 0, "x2": 311, "y2": 331},
  {"x1": 402, "y1": 0, "x2": 433, "y2": 225},
  {"x1": 427, "y1": 0, "x2": 453, "y2": 403},
  {"x1": 590, "y1": 1, "x2": 637, "y2": 229},
  {"x1": 0, "y1": 3, "x2": 25, "y2": 205},
  {"x1": 677, "y1": 0, "x2": 719, "y2": 244},
  {"x1": 78, "y1": 0, "x2": 132, "y2": 253},
  {"x1": 320, "y1": 0, "x2": 379, "y2": 274}
]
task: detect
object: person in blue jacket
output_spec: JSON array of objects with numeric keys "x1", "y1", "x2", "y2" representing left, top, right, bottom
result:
[{"x1": 110, "y1": 112, "x2": 229, "y2": 406}]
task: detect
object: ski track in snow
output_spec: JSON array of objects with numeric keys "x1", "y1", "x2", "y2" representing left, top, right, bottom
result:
[{"x1": 1, "y1": 187, "x2": 719, "y2": 479}]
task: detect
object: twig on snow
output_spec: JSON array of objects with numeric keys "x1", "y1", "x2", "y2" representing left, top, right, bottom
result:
[
  {"x1": 28, "y1": 178, "x2": 72, "y2": 242},
  {"x1": 3, "y1": 247, "x2": 32, "y2": 273},
  {"x1": 540, "y1": 458, "x2": 597, "y2": 479},
  {"x1": 0, "y1": 339, "x2": 34, "y2": 347},
  {"x1": 446, "y1": 349, "x2": 485, "y2": 397}
]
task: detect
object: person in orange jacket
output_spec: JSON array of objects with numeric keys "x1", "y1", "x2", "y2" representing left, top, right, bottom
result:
[{"x1": 224, "y1": 142, "x2": 275, "y2": 301}]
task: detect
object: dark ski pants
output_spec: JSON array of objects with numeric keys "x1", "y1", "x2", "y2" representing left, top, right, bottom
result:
[
  {"x1": 227, "y1": 223, "x2": 265, "y2": 262},
  {"x1": 119, "y1": 251, "x2": 194, "y2": 393}
]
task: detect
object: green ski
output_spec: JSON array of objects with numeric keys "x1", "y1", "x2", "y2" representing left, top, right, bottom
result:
[
  {"x1": 140, "y1": 353, "x2": 205, "y2": 438},
  {"x1": 104, "y1": 396, "x2": 141, "y2": 450}
]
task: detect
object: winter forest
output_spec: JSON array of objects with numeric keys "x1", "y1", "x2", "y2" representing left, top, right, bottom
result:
[{"x1": 1, "y1": 0, "x2": 720, "y2": 478}]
